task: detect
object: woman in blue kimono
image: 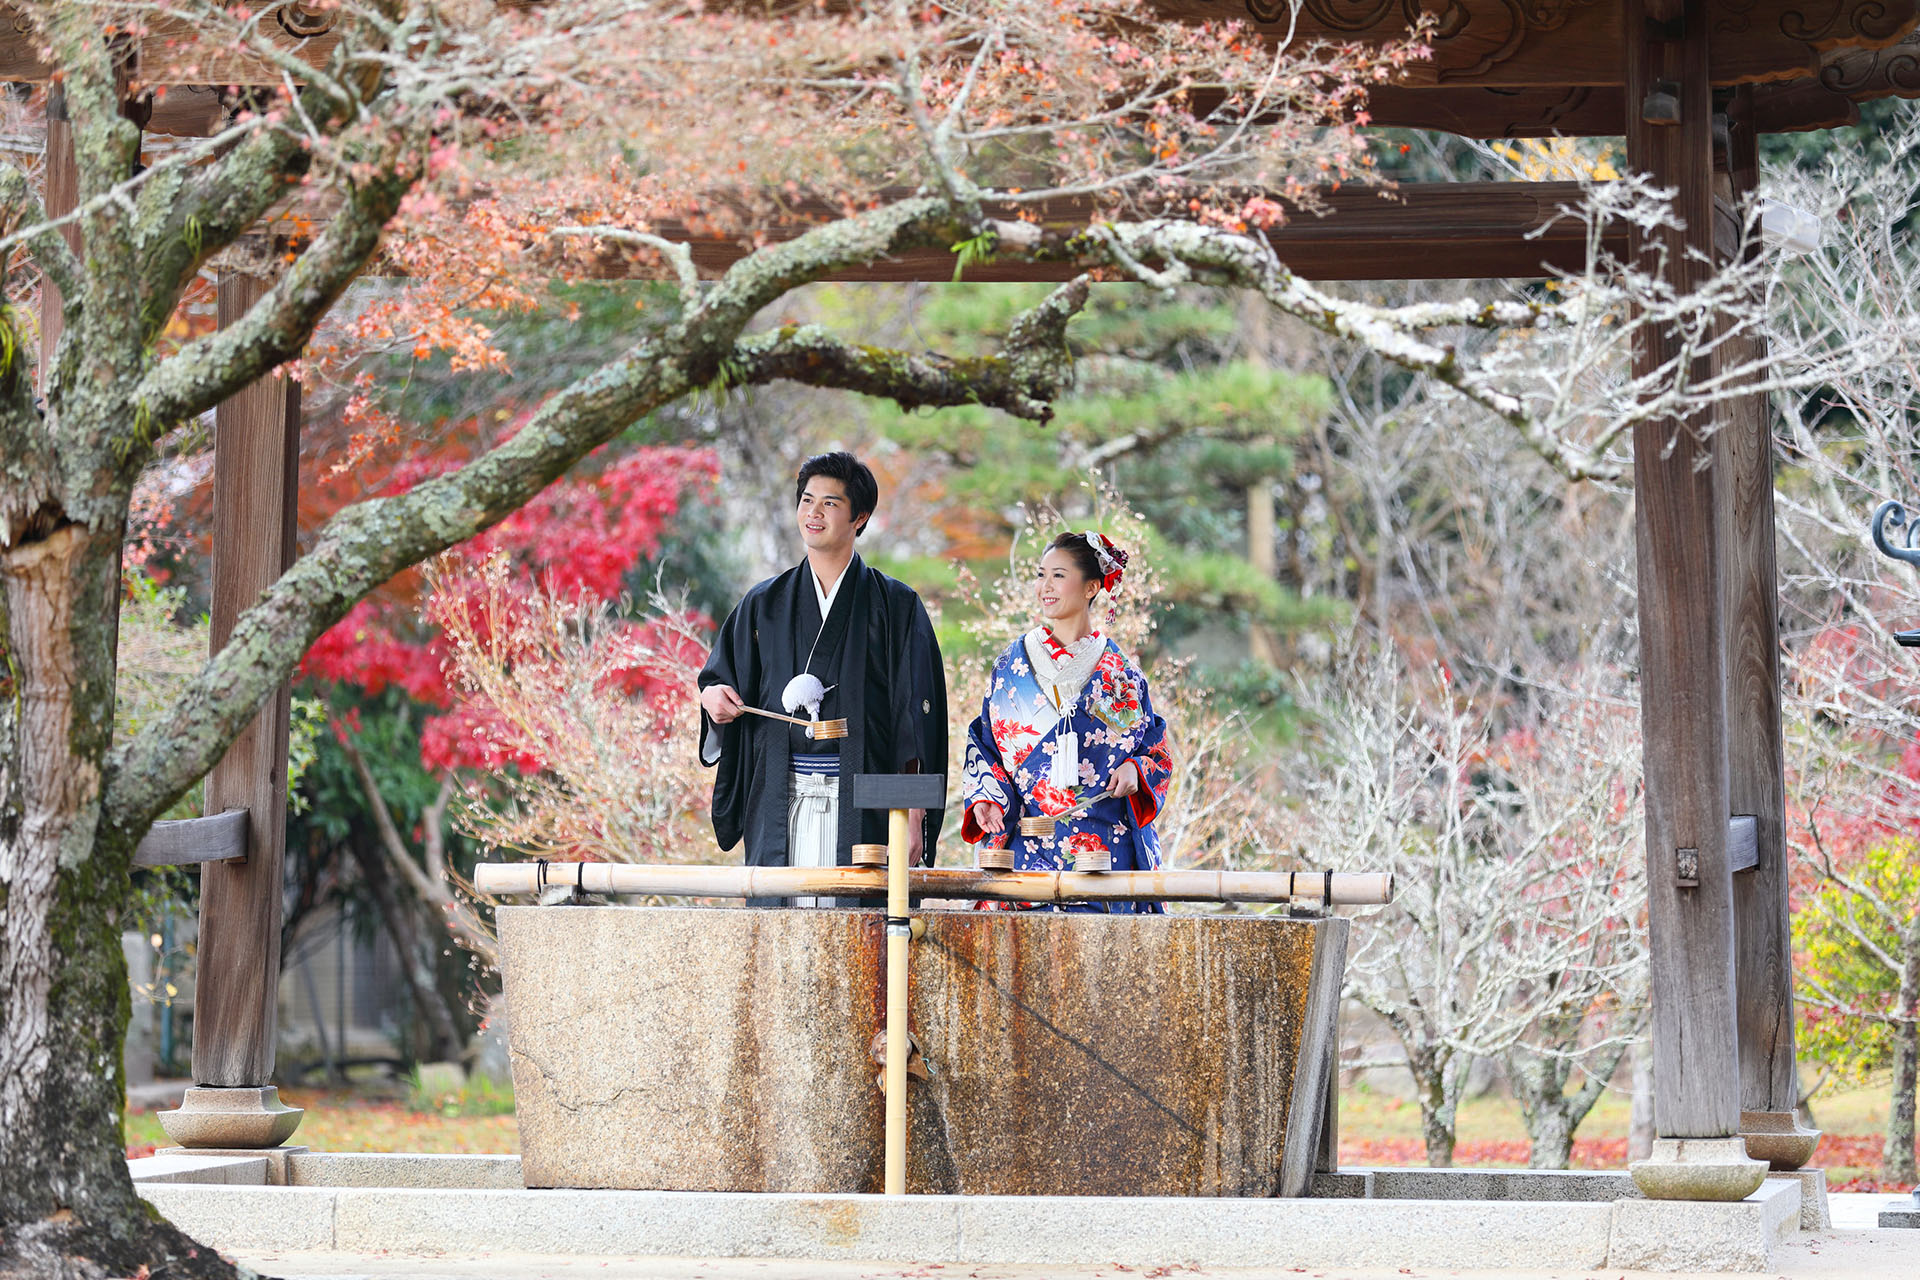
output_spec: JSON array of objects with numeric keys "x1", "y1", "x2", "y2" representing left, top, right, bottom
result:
[{"x1": 960, "y1": 531, "x2": 1174, "y2": 911}]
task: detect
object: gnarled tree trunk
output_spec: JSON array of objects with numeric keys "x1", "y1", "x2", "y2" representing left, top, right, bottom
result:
[
  {"x1": 1885, "y1": 915, "x2": 1920, "y2": 1186},
  {"x1": 0, "y1": 523, "x2": 228, "y2": 1277}
]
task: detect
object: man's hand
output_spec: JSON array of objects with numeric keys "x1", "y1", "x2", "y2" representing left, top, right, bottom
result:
[
  {"x1": 909, "y1": 808, "x2": 927, "y2": 864},
  {"x1": 969, "y1": 800, "x2": 1006, "y2": 834},
  {"x1": 1109, "y1": 759, "x2": 1142, "y2": 798},
  {"x1": 700, "y1": 683, "x2": 746, "y2": 724}
]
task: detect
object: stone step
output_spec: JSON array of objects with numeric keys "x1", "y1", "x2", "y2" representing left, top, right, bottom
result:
[{"x1": 134, "y1": 1177, "x2": 1803, "y2": 1272}]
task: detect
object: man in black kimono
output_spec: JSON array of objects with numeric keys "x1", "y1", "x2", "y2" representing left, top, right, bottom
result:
[{"x1": 697, "y1": 452, "x2": 947, "y2": 901}]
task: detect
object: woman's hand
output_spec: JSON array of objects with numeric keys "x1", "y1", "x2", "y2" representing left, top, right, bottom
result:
[
  {"x1": 1108, "y1": 759, "x2": 1142, "y2": 798},
  {"x1": 969, "y1": 800, "x2": 1006, "y2": 835}
]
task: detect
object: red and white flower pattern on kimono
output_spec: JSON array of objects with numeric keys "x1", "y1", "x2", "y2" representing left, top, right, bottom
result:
[{"x1": 960, "y1": 635, "x2": 1173, "y2": 913}]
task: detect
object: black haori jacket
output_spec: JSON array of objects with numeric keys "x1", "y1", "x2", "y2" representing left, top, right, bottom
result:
[{"x1": 697, "y1": 555, "x2": 948, "y2": 869}]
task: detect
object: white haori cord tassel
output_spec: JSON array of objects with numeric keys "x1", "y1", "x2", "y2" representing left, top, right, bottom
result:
[
  {"x1": 1049, "y1": 724, "x2": 1081, "y2": 790},
  {"x1": 782, "y1": 673, "x2": 830, "y2": 721}
]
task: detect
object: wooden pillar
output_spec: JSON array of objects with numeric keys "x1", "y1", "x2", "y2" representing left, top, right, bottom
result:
[
  {"x1": 1624, "y1": 0, "x2": 1763, "y2": 1198},
  {"x1": 1716, "y1": 88, "x2": 1819, "y2": 1170},
  {"x1": 190, "y1": 272, "x2": 302, "y2": 1090},
  {"x1": 37, "y1": 87, "x2": 78, "y2": 395}
]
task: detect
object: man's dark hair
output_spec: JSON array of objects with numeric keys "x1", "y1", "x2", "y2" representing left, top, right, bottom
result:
[{"x1": 795, "y1": 452, "x2": 879, "y2": 537}]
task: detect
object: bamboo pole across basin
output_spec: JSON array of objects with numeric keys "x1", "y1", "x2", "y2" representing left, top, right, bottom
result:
[{"x1": 473, "y1": 862, "x2": 1393, "y2": 906}]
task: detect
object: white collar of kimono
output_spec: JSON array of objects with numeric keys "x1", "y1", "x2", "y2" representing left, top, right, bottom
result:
[
  {"x1": 1022, "y1": 626, "x2": 1106, "y2": 714},
  {"x1": 812, "y1": 558, "x2": 851, "y2": 619}
]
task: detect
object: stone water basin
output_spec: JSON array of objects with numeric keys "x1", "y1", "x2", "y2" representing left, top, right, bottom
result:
[{"x1": 499, "y1": 905, "x2": 1347, "y2": 1197}]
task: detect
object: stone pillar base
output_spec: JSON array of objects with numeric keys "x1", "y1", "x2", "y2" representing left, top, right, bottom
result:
[
  {"x1": 157, "y1": 1086, "x2": 304, "y2": 1151},
  {"x1": 154, "y1": 1145, "x2": 308, "y2": 1186},
  {"x1": 1630, "y1": 1136, "x2": 1768, "y2": 1202},
  {"x1": 1739, "y1": 1109, "x2": 1821, "y2": 1170},
  {"x1": 1764, "y1": 1167, "x2": 1831, "y2": 1229}
]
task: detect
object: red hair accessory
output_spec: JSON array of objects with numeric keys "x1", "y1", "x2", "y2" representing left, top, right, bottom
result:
[{"x1": 1083, "y1": 531, "x2": 1128, "y2": 592}]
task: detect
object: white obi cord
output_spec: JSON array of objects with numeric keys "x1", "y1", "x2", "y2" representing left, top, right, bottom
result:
[{"x1": 787, "y1": 769, "x2": 839, "y2": 908}]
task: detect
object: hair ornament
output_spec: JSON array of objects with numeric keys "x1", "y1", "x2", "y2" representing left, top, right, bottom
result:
[{"x1": 1082, "y1": 531, "x2": 1128, "y2": 592}]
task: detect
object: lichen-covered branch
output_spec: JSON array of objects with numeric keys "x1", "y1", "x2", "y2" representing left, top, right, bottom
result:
[
  {"x1": 128, "y1": 150, "x2": 421, "y2": 437},
  {"x1": 128, "y1": 0, "x2": 409, "y2": 335},
  {"x1": 550, "y1": 226, "x2": 702, "y2": 301},
  {"x1": 729, "y1": 277, "x2": 1087, "y2": 420},
  {"x1": 0, "y1": 165, "x2": 80, "y2": 307},
  {"x1": 128, "y1": 116, "x2": 314, "y2": 343}
]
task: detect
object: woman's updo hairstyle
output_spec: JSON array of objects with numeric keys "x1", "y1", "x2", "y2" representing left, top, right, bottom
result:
[{"x1": 1047, "y1": 531, "x2": 1128, "y2": 593}]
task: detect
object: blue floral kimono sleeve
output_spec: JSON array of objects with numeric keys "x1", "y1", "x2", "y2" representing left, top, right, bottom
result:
[
  {"x1": 1117, "y1": 674, "x2": 1173, "y2": 830},
  {"x1": 960, "y1": 686, "x2": 1017, "y2": 849}
]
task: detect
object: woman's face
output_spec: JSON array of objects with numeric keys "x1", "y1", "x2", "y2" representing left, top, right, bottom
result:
[{"x1": 1035, "y1": 547, "x2": 1098, "y2": 622}]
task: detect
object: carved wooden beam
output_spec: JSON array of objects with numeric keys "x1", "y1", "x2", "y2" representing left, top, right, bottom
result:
[
  {"x1": 1139, "y1": 0, "x2": 1919, "y2": 88},
  {"x1": 1368, "y1": 27, "x2": 1920, "y2": 135},
  {"x1": 1814, "y1": 26, "x2": 1920, "y2": 100},
  {"x1": 1747, "y1": 30, "x2": 1920, "y2": 131},
  {"x1": 1, "y1": 0, "x2": 1915, "y2": 91}
]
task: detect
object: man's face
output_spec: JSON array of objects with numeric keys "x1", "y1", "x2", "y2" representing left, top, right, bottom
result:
[{"x1": 797, "y1": 476, "x2": 866, "y2": 554}]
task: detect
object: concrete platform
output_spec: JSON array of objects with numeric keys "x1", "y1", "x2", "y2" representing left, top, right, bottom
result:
[
  {"x1": 198, "y1": 1232, "x2": 1920, "y2": 1280},
  {"x1": 134, "y1": 1170, "x2": 1805, "y2": 1272},
  {"x1": 126, "y1": 1153, "x2": 270, "y2": 1185}
]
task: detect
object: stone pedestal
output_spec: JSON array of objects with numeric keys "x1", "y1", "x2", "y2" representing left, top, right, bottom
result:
[
  {"x1": 500, "y1": 905, "x2": 1349, "y2": 1197},
  {"x1": 1763, "y1": 1168, "x2": 1830, "y2": 1230},
  {"x1": 157, "y1": 1086, "x2": 304, "y2": 1151},
  {"x1": 154, "y1": 1144, "x2": 308, "y2": 1185},
  {"x1": 1739, "y1": 1109, "x2": 1820, "y2": 1170},
  {"x1": 1630, "y1": 1136, "x2": 1768, "y2": 1202}
]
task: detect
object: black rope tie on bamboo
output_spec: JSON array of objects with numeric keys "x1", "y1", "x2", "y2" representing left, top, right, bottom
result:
[
  {"x1": 536, "y1": 859, "x2": 549, "y2": 893},
  {"x1": 1323, "y1": 870, "x2": 1333, "y2": 910}
]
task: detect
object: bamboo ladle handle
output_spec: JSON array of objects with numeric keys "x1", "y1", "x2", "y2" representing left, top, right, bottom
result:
[
  {"x1": 736, "y1": 705, "x2": 812, "y2": 728},
  {"x1": 735, "y1": 704, "x2": 849, "y2": 739}
]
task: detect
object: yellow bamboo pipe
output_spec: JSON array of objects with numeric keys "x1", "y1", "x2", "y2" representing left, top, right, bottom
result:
[
  {"x1": 884, "y1": 807, "x2": 910, "y2": 1196},
  {"x1": 472, "y1": 863, "x2": 1394, "y2": 906}
]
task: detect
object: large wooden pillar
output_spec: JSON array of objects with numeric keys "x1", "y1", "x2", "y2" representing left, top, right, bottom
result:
[
  {"x1": 1624, "y1": 0, "x2": 1765, "y2": 1199},
  {"x1": 180, "y1": 271, "x2": 305, "y2": 1141},
  {"x1": 1717, "y1": 88, "x2": 1819, "y2": 1170}
]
